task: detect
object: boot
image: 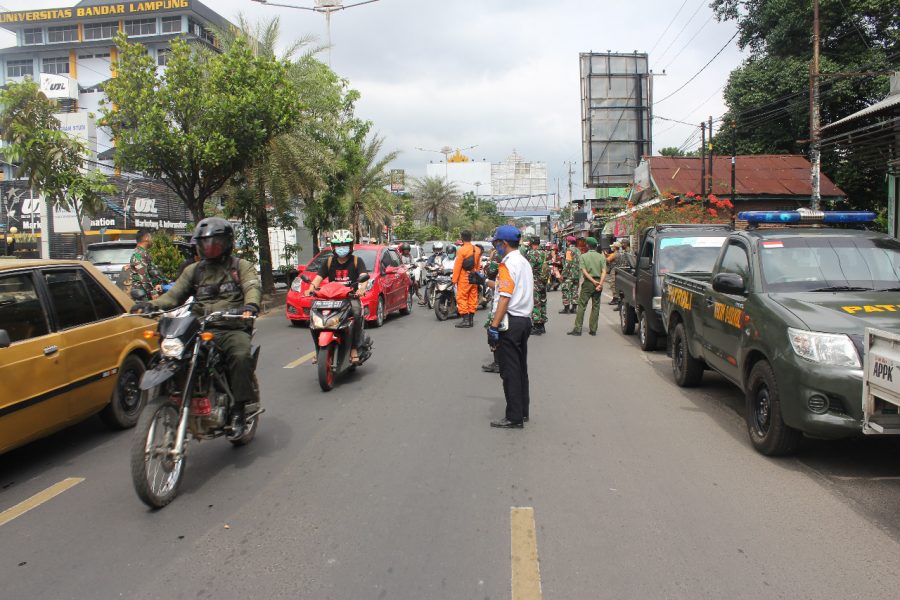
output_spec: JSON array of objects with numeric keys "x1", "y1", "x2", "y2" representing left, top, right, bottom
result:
[
  {"x1": 559, "y1": 305, "x2": 570, "y2": 314},
  {"x1": 482, "y1": 360, "x2": 500, "y2": 373},
  {"x1": 455, "y1": 314, "x2": 468, "y2": 328}
]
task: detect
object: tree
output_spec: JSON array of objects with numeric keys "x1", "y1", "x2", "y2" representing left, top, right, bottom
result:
[
  {"x1": 148, "y1": 231, "x2": 186, "y2": 281},
  {"x1": 411, "y1": 176, "x2": 459, "y2": 229},
  {"x1": 100, "y1": 32, "x2": 300, "y2": 223},
  {"x1": 0, "y1": 80, "x2": 115, "y2": 254},
  {"x1": 711, "y1": 0, "x2": 897, "y2": 210},
  {"x1": 343, "y1": 134, "x2": 399, "y2": 242},
  {"x1": 457, "y1": 191, "x2": 504, "y2": 239}
]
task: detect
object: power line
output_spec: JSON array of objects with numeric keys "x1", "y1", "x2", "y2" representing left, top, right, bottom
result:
[
  {"x1": 648, "y1": 0, "x2": 689, "y2": 56},
  {"x1": 655, "y1": 0, "x2": 707, "y2": 65},
  {"x1": 655, "y1": 30, "x2": 739, "y2": 105},
  {"x1": 662, "y1": 14, "x2": 715, "y2": 72},
  {"x1": 836, "y1": 0, "x2": 871, "y2": 49}
]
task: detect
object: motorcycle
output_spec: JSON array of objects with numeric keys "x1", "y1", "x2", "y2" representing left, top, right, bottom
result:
[
  {"x1": 548, "y1": 263, "x2": 562, "y2": 291},
  {"x1": 306, "y1": 273, "x2": 374, "y2": 392},
  {"x1": 130, "y1": 302, "x2": 261, "y2": 508},
  {"x1": 423, "y1": 263, "x2": 443, "y2": 308},
  {"x1": 433, "y1": 272, "x2": 458, "y2": 321}
]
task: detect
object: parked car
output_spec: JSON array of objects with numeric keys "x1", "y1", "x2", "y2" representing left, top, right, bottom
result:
[
  {"x1": 0, "y1": 259, "x2": 158, "y2": 455},
  {"x1": 286, "y1": 244, "x2": 414, "y2": 327},
  {"x1": 84, "y1": 240, "x2": 193, "y2": 287}
]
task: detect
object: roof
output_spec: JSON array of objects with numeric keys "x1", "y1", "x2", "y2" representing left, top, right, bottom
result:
[
  {"x1": 823, "y1": 93, "x2": 900, "y2": 131},
  {"x1": 742, "y1": 228, "x2": 891, "y2": 240},
  {"x1": 645, "y1": 155, "x2": 845, "y2": 199},
  {"x1": 0, "y1": 258, "x2": 85, "y2": 271}
]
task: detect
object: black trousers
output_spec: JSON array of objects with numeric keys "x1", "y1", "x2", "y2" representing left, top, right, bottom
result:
[{"x1": 497, "y1": 315, "x2": 531, "y2": 423}]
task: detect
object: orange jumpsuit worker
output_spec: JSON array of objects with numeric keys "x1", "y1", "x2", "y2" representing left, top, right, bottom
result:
[{"x1": 452, "y1": 230, "x2": 482, "y2": 328}]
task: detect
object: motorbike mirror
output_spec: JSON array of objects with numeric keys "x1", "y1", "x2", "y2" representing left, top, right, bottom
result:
[
  {"x1": 300, "y1": 274, "x2": 311, "y2": 283},
  {"x1": 130, "y1": 288, "x2": 147, "y2": 301},
  {"x1": 357, "y1": 273, "x2": 371, "y2": 283}
]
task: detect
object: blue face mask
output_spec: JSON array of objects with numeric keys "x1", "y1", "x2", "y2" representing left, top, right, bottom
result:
[
  {"x1": 493, "y1": 242, "x2": 506, "y2": 257},
  {"x1": 334, "y1": 246, "x2": 351, "y2": 258}
]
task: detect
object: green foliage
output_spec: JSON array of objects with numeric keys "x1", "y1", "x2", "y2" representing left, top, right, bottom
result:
[
  {"x1": 344, "y1": 134, "x2": 400, "y2": 242},
  {"x1": 711, "y1": 0, "x2": 897, "y2": 210},
  {"x1": 100, "y1": 32, "x2": 301, "y2": 222},
  {"x1": 411, "y1": 176, "x2": 459, "y2": 228},
  {"x1": 457, "y1": 191, "x2": 505, "y2": 238},
  {"x1": 148, "y1": 232, "x2": 185, "y2": 281}
]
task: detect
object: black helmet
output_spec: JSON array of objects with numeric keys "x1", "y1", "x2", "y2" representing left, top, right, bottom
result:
[
  {"x1": 529, "y1": 236, "x2": 541, "y2": 246},
  {"x1": 400, "y1": 242, "x2": 411, "y2": 253},
  {"x1": 194, "y1": 217, "x2": 234, "y2": 261}
]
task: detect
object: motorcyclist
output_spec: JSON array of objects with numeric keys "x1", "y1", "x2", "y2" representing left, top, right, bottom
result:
[
  {"x1": 398, "y1": 242, "x2": 413, "y2": 265},
  {"x1": 442, "y1": 244, "x2": 457, "y2": 272},
  {"x1": 426, "y1": 241, "x2": 446, "y2": 267},
  {"x1": 304, "y1": 229, "x2": 369, "y2": 364},
  {"x1": 131, "y1": 217, "x2": 261, "y2": 431}
]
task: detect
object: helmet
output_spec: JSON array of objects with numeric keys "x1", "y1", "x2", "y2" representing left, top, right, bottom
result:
[
  {"x1": 492, "y1": 225, "x2": 521, "y2": 243},
  {"x1": 194, "y1": 217, "x2": 233, "y2": 261},
  {"x1": 330, "y1": 229, "x2": 354, "y2": 245},
  {"x1": 529, "y1": 236, "x2": 541, "y2": 246},
  {"x1": 432, "y1": 241, "x2": 445, "y2": 253},
  {"x1": 446, "y1": 245, "x2": 457, "y2": 258},
  {"x1": 455, "y1": 239, "x2": 463, "y2": 246},
  {"x1": 399, "y1": 242, "x2": 411, "y2": 253}
]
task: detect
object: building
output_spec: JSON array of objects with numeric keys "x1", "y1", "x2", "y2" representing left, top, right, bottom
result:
[
  {"x1": 424, "y1": 152, "x2": 492, "y2": 197},
  {"x1": 0, "y1": 1, "x2": 234, "y2": 258}
]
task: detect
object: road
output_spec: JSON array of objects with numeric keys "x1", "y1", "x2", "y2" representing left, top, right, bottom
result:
[{"x1": 2, "y1": 292, "x2": 900, "y2": 599}]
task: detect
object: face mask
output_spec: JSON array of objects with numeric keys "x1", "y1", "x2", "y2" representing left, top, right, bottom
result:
[
  {"x1": 493, "y1": 242, "x2": 506, "y2": 257},
  {"x1": 335, "y1": 246, "x2": 351, "y2": 258}
]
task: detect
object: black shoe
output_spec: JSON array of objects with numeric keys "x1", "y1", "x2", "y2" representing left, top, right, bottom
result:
[
  {"x1": 455, "y1": 316, "x2": 469, "y2": 328},
  {"x1": 613, "y1": 305, "x2": 621, "y2": 312},
  {"x1": 227, "y1": 406, "x2": 246, "y2": 437},
  {"x1": 559, "y1": 307, "x2": 570, "y2": 314},
  {"x1": 567, "y1": 330, "x2": 582, "y2": 336},
  {"x1": 608, "y1": 298, "x2": 619, "y2": 305},
  {"x1": 523, "y1": 416, "x2": 529, "y2": 422},
  {"x1": 490, "y1": 418, "x2": 523, "y2": 429},
  {"x1": 589, "y1": 331, "x2": 597, "y2": 336},
  {"x1": 482, "y1": 361, "x2": 500, "y2": 373}
]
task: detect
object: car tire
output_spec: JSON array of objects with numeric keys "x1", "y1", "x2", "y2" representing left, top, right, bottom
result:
[
  {"x1": 671, "y1": 322, "x2": 704, "y2": 387},
  {"x1": 399, "y1": 287, "x2": 413, "y2": 315},
  {"x1": 745, "y1": 360, "x2": 801, "y2": 456},
  {"x1": 100, "y1": 354, "x2": 147, "y2": 429},
  {"x1": 638, "y1": 310, "x2": 658, "y2": 351},
  {"x1": 619, "y1": 302, "x2": 636, "y2": 335},
  {"x1": 372, "y1": 296, "x2": 385, "y2": 328}
]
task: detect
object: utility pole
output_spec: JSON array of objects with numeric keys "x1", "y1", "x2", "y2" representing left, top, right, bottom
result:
[
  {"x1": 564, "y1": 161, "x2": 575, "y2": 205},
  {"x1": 809, "y1": 0, "x2": 822, "y2": 209},
  {"x1": 708, "y1": 115, "x2": 714, "y2": 196},
  {"x1": 731, "y1": 120, "x2": 737, "y2": 226},
  {"x1": 700, "y1": 121, "x2": 706, "y2": 196}
]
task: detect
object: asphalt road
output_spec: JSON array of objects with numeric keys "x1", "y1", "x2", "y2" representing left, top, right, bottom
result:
[{"x1": 2, "y1": 291, "x2": 900, "y2": 600}]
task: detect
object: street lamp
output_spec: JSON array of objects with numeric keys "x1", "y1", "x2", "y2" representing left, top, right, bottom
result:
[
  {"x1": 250, "y1": 0, "x2": 381, "y2": 65},
  {"x1": 415, "y1": 144, "x2": 478, "y2": 179}
]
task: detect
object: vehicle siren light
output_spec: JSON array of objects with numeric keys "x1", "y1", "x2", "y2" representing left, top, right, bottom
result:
[{"x1": 738, "y1": 209, "x2": 876, "y2": 225}]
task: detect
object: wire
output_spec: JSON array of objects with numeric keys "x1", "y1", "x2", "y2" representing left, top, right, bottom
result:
[
  {"x1": 662, "y1": 14, "x2": 715, "y2": 72},
  {"x1": 648, "y1": 0, "x2": 689, "y2": 56},
  {"x1": 655, "y1": 30, "x2": 739, "y2": 105},
  {"x1": 655, "y1": 0, "x2": 707, "y2": 65},
  {"x1": 836, "y1": 0, "x2": 871, "y2": 49}
]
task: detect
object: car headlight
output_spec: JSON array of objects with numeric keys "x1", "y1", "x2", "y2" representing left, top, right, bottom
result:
[
  {"x1": 787, "y1": 328, "x2": 860, "y2": 368},
  {"x1": 160, "y1": 337, "x2": 186, "y2": 359},
  {"x1": 291, "y1": 278, "x2": 302, "y2": 292}
]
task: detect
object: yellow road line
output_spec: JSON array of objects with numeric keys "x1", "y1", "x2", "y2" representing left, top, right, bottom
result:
[
  {"x1": 284, "y1": 351, "x2": 316, "y2": 369},
  {"x1": 511, "y1": 506, "x2": 543, "y2": 600},
  {"x1": 0, "y1": 477, "x2": 84, "y2": 527}
]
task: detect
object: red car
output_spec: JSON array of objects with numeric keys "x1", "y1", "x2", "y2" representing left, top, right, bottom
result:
[{"x1": 286, "y1": 244, "x2": 414, "y2": 327}]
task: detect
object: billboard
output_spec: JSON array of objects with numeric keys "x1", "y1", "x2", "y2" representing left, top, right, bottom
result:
[
  {"x1": 390, "y1": 169, "x2": 405, "y2": 192},
  {"x1": 580, "y1": 52, "x2": 652, "y2": 188}
]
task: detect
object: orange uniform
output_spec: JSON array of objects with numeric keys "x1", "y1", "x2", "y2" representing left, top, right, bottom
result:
[{"x1": 452, "y1": 242, "x2": 482, "y2": 315}]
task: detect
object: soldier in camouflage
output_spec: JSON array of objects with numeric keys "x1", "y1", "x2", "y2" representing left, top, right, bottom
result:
[
  {"x1": 525, "y1": 236, "x2": 549, "y2": 335},
  {"x1": 481, "y1": 250, "x2": 501, "y2": 373},
  {"x1": 129, "y1": 230, "x2": 164, "y2": 300},
  {"x1": 559, "y1": 235, "x2": 582, "y2": 314}
]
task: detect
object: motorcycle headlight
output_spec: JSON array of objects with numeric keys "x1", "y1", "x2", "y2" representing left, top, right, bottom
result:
[
  {"x1": 310, "y1": 313, "x2": 325, "y2": 328},
  {"x1": 160, "y1": 337, "x2": 186, "y2": 359},
  {"x1": 291, "y1": 278, "x2": 302, "y2": 292},
  {"x1": 787, "y1": 328, "x2": 860, "y2": 368},
  {"x1": 324, "y1": 314, "x2": 343, "y2": 329}
]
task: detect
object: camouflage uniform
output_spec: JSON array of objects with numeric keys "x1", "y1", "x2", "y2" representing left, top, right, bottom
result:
[
  {"x1": 129, "y1": 245, "x2": 164, "y2": 300},
  {"x1": 525, "y1": 247, "x2": 549, "y2": 325},
  {"x1": 560, "y1": 245, "x2": 582, "y2": 308}
]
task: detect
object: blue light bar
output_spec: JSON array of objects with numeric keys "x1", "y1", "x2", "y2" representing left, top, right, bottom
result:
[{"x1": 738, "y1": 211, "x2": 876, "y2": 224}]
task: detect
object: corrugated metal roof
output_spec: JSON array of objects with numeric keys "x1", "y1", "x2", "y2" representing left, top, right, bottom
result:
[
  {"x1": 647, "y1": 155, "x2": 845, "y2": 198},
  {"x1": 822, "y1": 93, "x2": 900, "y2": 130}
]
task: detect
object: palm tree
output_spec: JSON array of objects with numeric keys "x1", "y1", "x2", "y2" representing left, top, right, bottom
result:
[
  {"x1": 344, "y1": 134, "x2": 400, "y2": 242},
  {"x1": 411, "y1": 175, "x2": 460, "y2": 229}
]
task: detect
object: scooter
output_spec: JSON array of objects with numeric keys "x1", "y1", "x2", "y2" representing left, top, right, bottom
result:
[
  {"x1": 305, "y1": 273, "x2": 374, "y2": 392},
  {"x1": 433, "y1": 272, "x2": 458, "y2": 321}
]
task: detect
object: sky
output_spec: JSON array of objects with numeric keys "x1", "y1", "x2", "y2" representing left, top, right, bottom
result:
[{"x1": 0, "y1": 0, "x2": 747, "y2": 204}]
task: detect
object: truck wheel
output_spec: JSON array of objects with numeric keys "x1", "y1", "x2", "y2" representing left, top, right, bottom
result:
[
  {"x1": 671, "y1": 323, "x2": 703, "y2": 387},
  {"x1": 638, "y1": 310, "x2": 658, "y2": 351},
  {"x1": 619, "y1": 303, "x2": 636, "y2": 335},
  {"x1": 745, "y1": 361, "x2": 801, "y2": 456}
]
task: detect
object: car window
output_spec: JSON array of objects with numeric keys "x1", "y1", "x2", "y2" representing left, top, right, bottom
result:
[
  {"x1": 83, "y1": 272, "x2": 122, "y2": 320},
  {"x1": 0, "y1": 272, "x2": 50, "y2": 343},
  {"x1": 719, "y1": 243, "x2": 751, "y2": 282},
  {"x1": 43, "y1": 269, "x2": 100, "y2": 329},
  {"x1": 640, "y1": 239, "x2": 654, "y2": 265},
  {"x1": 387, "y1": 250, "x2": 401, "y2": 267},
  {"x1": 84, "y1": 245, "x2": 135, "y2": 265}
]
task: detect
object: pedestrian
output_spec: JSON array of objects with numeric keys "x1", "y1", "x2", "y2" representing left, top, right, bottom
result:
[
  {"x1": 470, "y1": 225, "x2": 533, "y2": 428},
  {"x1": 568, "y1": 236, "x2": 607, "y2": 337},
  {"x1": 558, "y1": 235, "x2": 582, "y2": 314},
  {"x1": 525, "y1": 236, "x2": 549, "y2": 335},
  {"x1": 606, "y1": 241, "x2": 622, "y2": 306},
  {"x1": 481, "y1": 250, "x2": 501, "y2": 374},
  {"x1": 129, "y1": 229, "x2": 164, "y2": 300},
  {"x1": 452, "y1": 230, "x2": 482, "y2": 328}
]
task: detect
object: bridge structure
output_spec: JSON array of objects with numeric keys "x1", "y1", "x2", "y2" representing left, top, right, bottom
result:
[{"x1": 491, "y1": 194, "x2": 560, "y2": 218}]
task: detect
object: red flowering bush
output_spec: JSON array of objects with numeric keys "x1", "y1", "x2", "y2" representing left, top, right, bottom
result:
[{"x1": 628, "y1": 193, "x2": 733, "y2": 235}]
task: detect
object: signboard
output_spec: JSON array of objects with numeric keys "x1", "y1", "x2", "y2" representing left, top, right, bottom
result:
[
  {"x1": 53, "y1": 205, "x2": 81, "y2": 234},
  {"x1": 40, "y1": 73, "x2": 78, "y2": 100},
  {"x1": 390, "y1": 169, "x2": 405, "y2": 192},
  {"x1": 0, "y1": 1, "x2": 191, "y2": 24},
  {"x1": 3, "y1": 191, "x2": 44, "y2": 232}
]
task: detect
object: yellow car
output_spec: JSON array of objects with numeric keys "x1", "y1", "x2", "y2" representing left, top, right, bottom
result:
[{"x1": 0, "y1": 259, "x2": 158, "y2": 454}]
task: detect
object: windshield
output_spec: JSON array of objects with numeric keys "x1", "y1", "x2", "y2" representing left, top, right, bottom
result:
[
  {"x1": 760, "y1": 236, "x2": 900, "y2": 292},
  {"x1": 657, "y1": 236, "x2": 727, "y2": 274},
  {"x1": 84, "y1": 246, "x2": 135, "y2": 265},
  {"x1": 308, "y1": 249, "x2": 377, "y2": 273}
]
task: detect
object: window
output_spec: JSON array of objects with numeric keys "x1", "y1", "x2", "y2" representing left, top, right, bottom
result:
[
  {"x1": 124, "y1": 18, "x2": 156, "y2": 37},
  {"x1": 639, "y1": 239, "x2": 654, "y2": 266},
  {"x1": 157, "y1": 47, "x2": 170, "y2": 66},
  {"x1": 719, "y1": 243, "x2": 750, "y2": 281},
  {"x1": 23, "y1": 28, "x2": 43, "y2": 45},
  {"x1": 47, "y1": 25, "x2": 78, "y2": 43},
  {"x1": 43, "y1": 270, "x2": 97, "y2": 329},
  {"x1": 0, "y1": 273, "x2": 50, "y2": 343},
  {"x1": 94, "y1": 52, "x2": 111, "y2": 59},
  {"x1": 42, "y1": 56, "x2": 70, "y2": 75},
  {"x1": 387, "y1": 250, "x2": 401, "y2": 267},
  {"x1": 82, "y1": 274, "x2": 121, "y2": 320},
  {"x1": 161, "y1": 16, "x2": 181, "y2": 33},
  {"x1": 7, "y1": 59, "x2": 34, "y2": 78},
  {"x1": 83, "y1": 21, "x2": 118, "y2": 41}
]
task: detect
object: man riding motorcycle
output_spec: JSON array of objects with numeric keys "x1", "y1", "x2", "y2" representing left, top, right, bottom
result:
[
  {"x1": 304, "y1": 230, "x2": 369, "y2": 364},
  {"x1": 131, "y1": 217, "x2": 261, "y2": 431}
]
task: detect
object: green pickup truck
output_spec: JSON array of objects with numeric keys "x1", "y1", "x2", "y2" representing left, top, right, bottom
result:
[{"x1": 661, "y1": 211, "x2": 900, "y2": 455}]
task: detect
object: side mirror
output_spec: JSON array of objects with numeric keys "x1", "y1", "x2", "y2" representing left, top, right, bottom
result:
[
  {"x1": 300, "y1": 274, "x2": 311, "y2": 283},
  {"x1": 358, "y1": 272, "x2": 371, "y2": 283},
  {"x1": 712, "y1": 272, "x2": 746, "y2": 295},
  {"x1": 0, "y1": 329, "x2": 10, "y2": 348},
  {"x1": 638, "y1": 256, "x2": 651, "y2": 270},
  {"x1": 385, "y1": 266, "x2": 398, "y2": 275},
  {"x1": 296, "y1": 264, "x2": 306, "y2": 273}
]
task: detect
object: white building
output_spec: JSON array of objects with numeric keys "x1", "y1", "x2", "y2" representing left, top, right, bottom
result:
[{"x1": 424, "y1": 150, "x2": 548, "y2": 200}]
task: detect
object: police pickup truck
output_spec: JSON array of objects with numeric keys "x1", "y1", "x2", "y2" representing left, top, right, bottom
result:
[{"x1": 661, "y1": 210, "x2": 900, "y2": 456}]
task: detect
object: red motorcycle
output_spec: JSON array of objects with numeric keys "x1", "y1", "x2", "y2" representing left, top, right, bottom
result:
[{"x1": 305, "y1": 273, "x2": 374, "y2": 391}]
